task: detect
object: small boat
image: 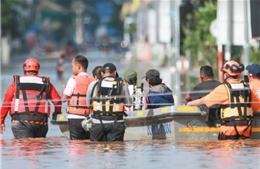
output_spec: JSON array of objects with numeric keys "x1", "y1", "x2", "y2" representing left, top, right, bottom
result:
[{"x1": 51, "y1": 105, "x2": 260, "y2": 141}]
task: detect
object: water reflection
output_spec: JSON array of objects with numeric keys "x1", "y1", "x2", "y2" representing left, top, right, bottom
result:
[
  {"x1": 1, "y1": 137, "x2": 259, "y2": 169},
  {"x1": 175, "y1": 139, "x2": 260, "y2": 169}
]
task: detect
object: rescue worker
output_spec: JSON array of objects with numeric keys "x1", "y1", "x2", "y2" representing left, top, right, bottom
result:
[
  {"x1": 61, "y1": 55, "x2": 95, "y2": 140},
  {"x1": 86, "y1": 63, "x2": 132, "y2": 142},
  {"x1": 0, "y1": 58, "x2": 62, "y2": 139},
  {"x1": 124, "y1": 70, "x2": 144, "y2": 111},
  {"x1": 246, "y1": 64, "x2": 260, "y2": 112},
  {"x1": 144, "y1": 69, "x2": 174, "y2": 109},
  {"x1": 187, "y1": 60, "x2": 253, "y2": 140}
]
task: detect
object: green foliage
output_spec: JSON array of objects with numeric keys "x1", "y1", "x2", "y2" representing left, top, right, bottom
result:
[
  {"x1": 182, "y1": 2, "x2": 217, "y2": 67},
  {"x1": 250, "y1": 47, "x2": 260, "y2": 64},
  {"x1": 1, "y1": 0, "x2": 20, "y2": 37}
]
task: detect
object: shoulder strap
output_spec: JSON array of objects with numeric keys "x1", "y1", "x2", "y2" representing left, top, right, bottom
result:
[
  {"x1": 115, "y1": 77, "x2": 123, "y2": 95},
  {"x1": 91, "y1": 81, "x2": 99, "y2": 97},
  {"x1": 34, "y1": 76, "x2": 49, "y2": 116},
  {"x1": 14, "y1": 75, "x2": 20, "y2": 100}
]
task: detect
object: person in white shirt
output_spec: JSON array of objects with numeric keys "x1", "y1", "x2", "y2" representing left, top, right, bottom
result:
[{"x1": 61, "y1": 55, "x2": 95, "y2": 140}]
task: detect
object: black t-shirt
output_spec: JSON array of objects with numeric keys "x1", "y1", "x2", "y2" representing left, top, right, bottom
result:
[{"x1": 189, "y1": 80, "x2": 221, "y2": 100}]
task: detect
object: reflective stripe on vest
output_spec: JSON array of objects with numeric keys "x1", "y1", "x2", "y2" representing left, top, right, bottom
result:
[
  {"x1": 93, "y1": 100, "x2": 124, "y2": 112},
  {"x1": 19, "y1": 76, "x2": 45, "y2": 84},
  {"x1": 92, "y1": 77, "x2": 124, "y2": 115}
]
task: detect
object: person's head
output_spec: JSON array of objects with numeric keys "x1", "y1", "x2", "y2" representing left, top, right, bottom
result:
[
  {"x1": 200, "y1": 65, "x2": 214, "y2": 82},
  {"x1": 124, "y1": 70, "x2": 137, "y2": 85},
  {"x1": 71, "y1": 55, "x2": 89, "y2": 75},
  {"x1": 60, "y1": 53, "x2": 65, "y2": 60},
  {"x1": 144, "y1": 69, "x2": 162, "y2": 87},
  {"x1": 92, "y1": 66, "x2": 102, "y2": 80},
  {"x1": 23, "y1": 58, "x2": 40, "y2": 75},
  {"x1": 246, "y1": 64, "x2": 260, "y2": 81},
  {"x1": 221, "y1": 60, "x2": 244, "y2": 79},
  {"x1": 101, "y1": 63, "x2": 117, "y2": 78}
]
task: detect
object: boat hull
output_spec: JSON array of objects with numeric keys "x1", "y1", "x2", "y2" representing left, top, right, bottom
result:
[{"x1": 51, "y1": 106, "x2": 260, "y2": 141}]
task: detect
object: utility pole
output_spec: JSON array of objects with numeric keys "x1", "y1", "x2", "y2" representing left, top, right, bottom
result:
[
  {"x1": 225, "y1": 0, "x2": 233, "y2": 61},
  {"x1": 243, "y1": 0, "x2": 250, "y2": 73},
  {"x1": 171, "y1": 0, "x2": 181, "y2": 105},
  {"x1": 75, "y1": 1, "x2": 84, "y2": 46}
]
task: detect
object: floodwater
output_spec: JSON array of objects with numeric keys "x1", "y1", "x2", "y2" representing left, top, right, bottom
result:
[{"x1": 1, "y1": 50, "x2": 259, "y2": 169}]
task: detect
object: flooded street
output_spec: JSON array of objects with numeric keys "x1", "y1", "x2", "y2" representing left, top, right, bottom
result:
[{"x1": 0, "y1": 51, "x2": 259, "y2": 169}]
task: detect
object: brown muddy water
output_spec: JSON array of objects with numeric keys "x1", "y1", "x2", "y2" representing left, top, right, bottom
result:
[{"x1": 1, "y1": 52, "x2": 259, "y2": 169}]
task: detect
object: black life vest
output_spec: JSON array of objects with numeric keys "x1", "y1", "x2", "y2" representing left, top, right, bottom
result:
[{"x1": 91, "y1": 77, "x2": 125, "y2": 116}]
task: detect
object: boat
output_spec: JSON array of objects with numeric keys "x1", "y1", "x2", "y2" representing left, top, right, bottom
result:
[{"x1": 51, "y1": 105, "x2": 260, "y2": 141}]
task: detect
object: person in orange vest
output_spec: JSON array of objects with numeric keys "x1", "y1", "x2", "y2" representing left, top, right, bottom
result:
[
  {"x1": 61, "y1": 55, "x2": 95, "y2": 140},
  {"x1": 246, "y1": 64, "x2": 260, "y2": 112},
  {"x1": 0, "y1": 58, "x2": 62, "y2": 139},
  {"x1": 187, "y1": 60, "x2": 253, "y2": 140}
]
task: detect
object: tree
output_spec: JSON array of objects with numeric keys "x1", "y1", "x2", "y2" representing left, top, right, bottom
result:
[
  {"x1": 182, "y1": 1, "x2": 217, "y2": 67},
  {"x1": 1, "y1": 0, "x2": 20, "y2": 37}
]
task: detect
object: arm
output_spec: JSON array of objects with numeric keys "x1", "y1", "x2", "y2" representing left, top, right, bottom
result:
[
  {"x1": 0, "y1": 83, "x2": 14, "y2": 133},
  {"x1": 61, "y1": 78, "x2": 75, "y2": 102},
  {"x1": 48, "y1": 83, "x2": 62, "y2": 114},
  {"x1": 0, "y1": 83, "x2": 14, "y2": 124},
  {"x1": 186, "y1": 98, "x2": 204, "y2": 106},
  {"x1": 187, "y1": 84, "x2": 228, "y2": 108}
]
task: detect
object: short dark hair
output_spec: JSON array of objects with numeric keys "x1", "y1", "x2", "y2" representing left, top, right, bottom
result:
[
  {"x1": 148, "y1": 77, "x2": 162, "y2": 85},
  {"x1": 60, "y1": 53, "x2": 66, "y2": 59},
  {"x1": 102, "y1": 63, "x2": 117, "y2": 74},
  {"x1": 200, "y1": 65, "x2": 214, "y2": 78},
  {"x1": 75, "y1": 55, "x2": 88, "y2": 69},
  {"x1": 92, "y1": 66, "x2": 102, "y2": 79}
]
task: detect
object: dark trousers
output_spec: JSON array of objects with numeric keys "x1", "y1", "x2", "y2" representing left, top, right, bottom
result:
[
  {"x1": 11, "y1": 121, "x2": 48, "y2": 139},
  {"x1": 90, "y1": 121, "x2": 126, "y2": 142},
  {"x1": 68, "y1": 119, "x2": 90, "y2": 140}
]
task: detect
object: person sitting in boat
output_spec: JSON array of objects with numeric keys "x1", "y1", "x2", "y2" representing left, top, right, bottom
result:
[
  {"x1": 187, "y1": 60, "x2": 253, "y2": 140},
  {"x1": 185, "y1": 65, "x2": 221, "y2": 101},
  {"x1": 245, "y1": 64, "x2": 260, "y2": 113},
  {"x1": 86, "y1": 63, "x2": 132, "y2": 142},
  {"x1": 61, "y1": 55, "x2": 95, "y2": 140},
  {"x1": 124, "y1": 70, "x2": 144, "y2": 111},
  {"x1": 185, "y1": 65, "x2": 221, "y2": 126},
  {"x1": 143, "y1": 69, "x2": 174, "y2": 109},
  {"x1": 92, "y1": 66, "x2": 102, "y2": 80},
  {"x1": 0, "y1": 58, "x2": 62, "y2": 139}
]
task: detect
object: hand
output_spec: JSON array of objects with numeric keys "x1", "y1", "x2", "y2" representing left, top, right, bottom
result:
[
  {"x1": 0, "y1": 123, "x2": 5, "y2": 134},
  {"x1": 52, "y1": 112, "x2": 60, "y2": 121}
]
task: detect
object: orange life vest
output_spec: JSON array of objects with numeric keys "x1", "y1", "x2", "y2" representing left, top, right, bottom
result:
[
  {"x1": 66, "y1": 75, "x2": 94, "y2": 116},
  {"x1": 10, "y1": 75, "x2": 51, "y2": 122}
]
